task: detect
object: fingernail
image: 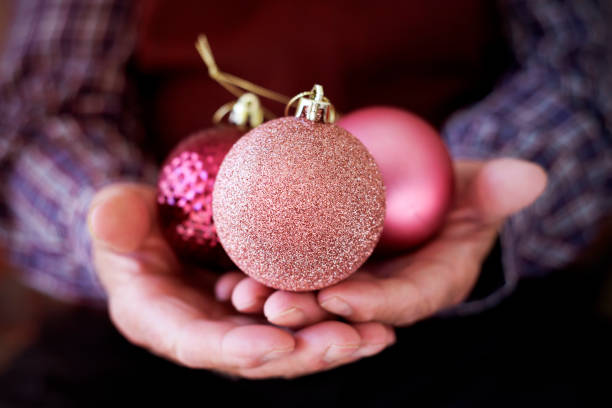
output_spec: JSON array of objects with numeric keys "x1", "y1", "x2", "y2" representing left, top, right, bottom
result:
[
  {"x1": 86, "y1": 188, "x2": 149, "y2": 253},
  {"x1": 87, "y1": 200, "x2": 119, "y2": 250},
  {"x1": 355, "y1": 343, "x2": 387, "y2": 358},
  {"x1": 269, "y1": 307, "x2": 304, "y2": 324},
  {"x1": 261, "y1": 347, "x2": 293, "y2": 363},
  {"x1": 87, "y1": 190, "x2": 120, "y2": 240},
  {"x1": 320, "y1": 296, "x2": 352, "y2": 316},
  {"x1": 323, "y1": 344, "x2": 359, "y2": 363},
  {"x1": 233, "y1": 298, "x2": 256, "y2": 311}
]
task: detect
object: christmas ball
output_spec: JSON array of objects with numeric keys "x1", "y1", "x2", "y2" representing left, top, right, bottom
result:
[
  {"x1": 157, "y1": 126, "x2": 243, "y2": 268},
  {"x1": 338, "y1": 107, "x2": 454, "y2": 252},
  {"x1": 212, "y1": 117, "x2": 386, "y2": 291}
]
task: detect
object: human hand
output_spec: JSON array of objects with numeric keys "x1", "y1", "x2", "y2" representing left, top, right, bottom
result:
[
  {"x1": 221, "y1": 158, "x2": 547, "y2": 327},
  {"x1": 88, "y1": 183, "x2": 395, "y2": 379}
]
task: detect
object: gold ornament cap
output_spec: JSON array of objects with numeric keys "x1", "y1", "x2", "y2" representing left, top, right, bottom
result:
[
  {"x1": 213, "y1": 93, "x2": 264, "y2": 128},
  {"x1": 285, "y1": 84, "x2": 336, "y2": 124}
]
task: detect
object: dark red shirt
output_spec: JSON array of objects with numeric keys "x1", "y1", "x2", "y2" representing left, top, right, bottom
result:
[{"x1": 134, "y1": 0, "x2": 509, "y2": 155}]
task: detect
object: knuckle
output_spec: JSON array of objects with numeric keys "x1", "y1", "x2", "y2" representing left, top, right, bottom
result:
[
  {"x1": 367, "y1": 280, "x2": 391, "y2": 322},
  {"x1": 359, "y1": 305, "x2": 377, "y2": 322},
  {"x1": 394, "y1": 279, "x2": 433, "y2": 326},
  {"x1": 172, "y1": 340, "x2": 200, "y2": 369}
]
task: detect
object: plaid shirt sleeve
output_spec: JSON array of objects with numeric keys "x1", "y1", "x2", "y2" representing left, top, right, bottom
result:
[
  {"x1": 0, "y1": 0, "x2": 155, "y2": 303},
  {"x1": 1, "y1": 0, "x2": 610, "y2": 309},
  {"x1": 443, "y1": 0, "x2": 612, "y2": 313}
]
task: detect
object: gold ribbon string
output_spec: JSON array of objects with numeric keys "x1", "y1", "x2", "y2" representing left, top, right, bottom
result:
[{"x1": 195, "y1": 35, "x2": 291, "y2": 106}]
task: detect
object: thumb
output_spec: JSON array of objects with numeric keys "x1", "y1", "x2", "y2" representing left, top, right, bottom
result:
[
  {"x1": 88, "y1": 183, "x2": 156, "y2": 253},
  {"x1": 470, "y1": 158, "x2": 547, "y2": 224}
]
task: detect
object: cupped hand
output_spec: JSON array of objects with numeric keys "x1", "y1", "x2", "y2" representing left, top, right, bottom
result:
[
  {"x1": 88, "y1": 183, "x2": 395, "y2": 379},
  {"x1": 221, "y1": 158, "x2": 547, "y2": 327}
]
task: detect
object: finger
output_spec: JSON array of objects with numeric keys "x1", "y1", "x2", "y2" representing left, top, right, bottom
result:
[
  {"x1": 466, "y1": 158, "x2": 547, "y2": 224},
  {"x1": 240, "y1": 321, "x2": 394, "y2": 379},
  {"x1": 296, "y1": 321, "x2": 394, "y2": 372},
  {"x1": 318, "y1": 263, "x2": 458, "y2": 326},
  {"x1": 263, "y1": 291, "x2": 331, "y2": 327},
  {"x1": 215, "y1": 272, "x2": 245, "y2": 302},
  {"x1": 231, "y1": 277, "x2": 275, "y2": 313},
  {"x1": 296, "y1": 321, "x2": 360, "y2": 365},
  {"x1": 88, "y1": 183, "x2": 156, "y2": 253},
  {"x1": 108, "y1": 281, "x2": 295, "y2": 370},
  {"x1": 352, "y1": 322, "x2": 396, "y2": 358},
  {"x1": 235, "y1": 321, "x2": 364, "y2": 379}
]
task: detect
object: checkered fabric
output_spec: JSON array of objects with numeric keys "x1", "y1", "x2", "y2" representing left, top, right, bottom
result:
[{"x1": 0, "y1": 0, "x2": 610, "y2": 311}]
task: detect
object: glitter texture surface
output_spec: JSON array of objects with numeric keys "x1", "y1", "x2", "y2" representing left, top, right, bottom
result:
[
  {"x1": 157, "y1": 127, "x2": 243, "y2": 269},
  {"x1": 212, "y1": 117, "x2": 385, "y2": 291}
]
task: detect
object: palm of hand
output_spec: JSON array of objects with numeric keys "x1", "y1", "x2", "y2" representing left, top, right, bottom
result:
[{"x1": 89, "y1": 184, "x2": 395, "y2": 379}]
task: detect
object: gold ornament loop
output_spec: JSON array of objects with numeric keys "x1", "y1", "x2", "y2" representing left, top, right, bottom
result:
[
  {"x1": 284, "y1": 84, "x2": 336, "y2": 123},
  {"x1": 284, "y1": 91, "x2": 313, "y2": 116},
  {"x1": 213, "y1": 93, "x2": 266, "y2": 128},
  {"x1": 212, "y1": 101, "x2": 236, "y2": 124},
  {"x1": 197, "y1": 35, "x2": 339, "y2": 124}
]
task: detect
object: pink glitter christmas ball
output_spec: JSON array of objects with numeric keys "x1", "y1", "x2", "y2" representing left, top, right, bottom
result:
[
  {"x1": 157, "y1": 127, "x2": 243, "y2": 269},
  {"x1": 212, "y1": 117, "x2": 386, "y2": 291}
]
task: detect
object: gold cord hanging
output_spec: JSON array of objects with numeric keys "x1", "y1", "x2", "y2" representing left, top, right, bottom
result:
[{"x1": 195, "y1": 35, "x2": 291, "y2": 106}]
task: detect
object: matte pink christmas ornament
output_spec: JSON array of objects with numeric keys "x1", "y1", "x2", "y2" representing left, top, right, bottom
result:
[{"x1": 338, "y1": 107, "x2": 454, "y2": 252}]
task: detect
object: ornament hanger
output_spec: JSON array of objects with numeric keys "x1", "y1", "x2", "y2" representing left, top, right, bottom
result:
[
  {"x1": 196, "y1": 35, "x2": 338, "y2": 123},
  {"x1": 213, "y1": 92, "x2": 264, "y2": 128},
  {"x1": 284, "y1": 84, "x2": 336, "y2": 123},
  {"x1": 196, "y1": 35, "x2": 291, "y2": 105}
]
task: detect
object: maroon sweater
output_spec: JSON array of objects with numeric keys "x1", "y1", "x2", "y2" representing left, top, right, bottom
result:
[{"x1": 133, "y1": 0, "x2": 509, "y2": 155}]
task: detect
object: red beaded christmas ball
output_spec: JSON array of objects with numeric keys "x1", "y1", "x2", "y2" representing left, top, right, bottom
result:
[{"x1": 157, "y1": 127, "x2": 243, "y2": 268}]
